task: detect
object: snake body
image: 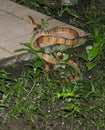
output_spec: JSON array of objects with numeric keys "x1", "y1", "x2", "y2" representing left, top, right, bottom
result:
[
  {"x1": 34, "y1": 27, "x2": 79, "y2": 48},
  {"x1": 28, "y1": 15, "x2": 80, "y2": 81}
]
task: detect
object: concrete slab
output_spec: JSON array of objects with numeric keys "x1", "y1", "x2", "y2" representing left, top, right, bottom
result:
[
  {"x1": 0, "y1": 33, "x2": 32, "y2": 53},
  {"x1": 0, "y1": 0, "x2": 88, "y2": 64},
  {"x1": 0, "y1": 13, "x2": 32, "y2": 41},
  {"x1": 0, "y1": 9, "x2": 7, "y2": 15},
  {"x1": 0, "y1": 47, "x2": 13, "y2": 59}
]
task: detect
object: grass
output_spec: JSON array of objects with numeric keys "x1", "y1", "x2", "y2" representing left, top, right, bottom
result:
[
  {"x1": 0, "y1": 0, "x2": 105, "y2": 129},
  {"x1": 0, "y1": 57, "x2": 105, "y2": 129}
]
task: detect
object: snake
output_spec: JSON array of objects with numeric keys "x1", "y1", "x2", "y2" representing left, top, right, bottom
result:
[{"x1": 28, "y1": 15, "x2": 80, "y2": 81}]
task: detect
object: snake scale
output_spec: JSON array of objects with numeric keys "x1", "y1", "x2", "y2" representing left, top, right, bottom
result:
[{"x1": 28, "y1": 15, "x2": 80, "y2": 81}]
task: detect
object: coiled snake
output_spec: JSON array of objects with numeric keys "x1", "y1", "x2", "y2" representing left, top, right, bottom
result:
[{"x1": 28, "y1": 15, "x2": 80, "y2": 81}]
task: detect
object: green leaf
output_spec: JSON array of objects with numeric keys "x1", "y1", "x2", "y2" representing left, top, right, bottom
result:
[
  {"x1": 86, "y1": 62, "x2": 96, "y2": 70},
  {"x1": 30, "y1": 33, "x2": 36, "y2": 43},
  {"x1": 62, "y1": 54, "x2": 69, "y2": 61},
  {"x1": 34, "y1": 59, "x2": 43, "y2": 67},
  {"x1": 40, "y1": 19, "x2": 47, "y2": 29},
  {"x1": 86, "y1": 45, "x2": 93, "y2": 54},
  {"x1": 65, "y1": 8, "x2": 79, "y2": 19},
  {"x1": 57, "y1": 92, "x2": 80, "y2": 99},
  {"x1": 86, "y1": 44, "x2": 100, "y2": 61},
  {"x1": 37, "y1": 52, "x2": 43, "y2": 58},
  {"x1": 77, "y1": 53, "x2": 88, "y2": 61},
  {"x1": 63, "y1": 103, "x2": 80, "y2": 112},
  {"x1": 71, "y1": 0, "x2": 78, "y2": 4},
  {"x1": 0, "y1": 70, "x2": 8, "y2": 78},
  {"x1": 57, "y1": 92, "x2": 75, "y2": 98},
  {"x1": 14, "y1": 48, "x2": 29, "y2": 52},
  {"x1": 0, "y1": 86, "x2": 6, "y2": 93},
  {"x1": 93, "y1": 27, "x2": 99, "y2": 37},
  {"x1": 36, "y1": 0, "x2": 45, "y2": 4},
  {"x1": 68, "y1": 62, "x2": 81, "y2": 75}
]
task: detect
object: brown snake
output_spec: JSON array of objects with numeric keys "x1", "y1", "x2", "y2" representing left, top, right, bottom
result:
[{"x1": 28, "y1": 15, "x2": 80, "y2": 81}]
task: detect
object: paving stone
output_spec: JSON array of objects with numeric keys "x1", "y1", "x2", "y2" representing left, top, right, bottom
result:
[
  {"x1": 0, "y1": 9, "x2": 7, "y2": 15},
  {"x1": 0, "y1": 33, "x2": 32, "y2": 54},
  {"x1": 0, "y1": 0, "x2": 87, "y2": 36},
  {"x1": 0, "y1": 0, "x2": 88, "y2": 61},
  {"x1": 0, "y1": 0, "x2": 49, "y2": 23},
  {"x1": 0, "y1": 47, "x2": 13, "y2": 59},
  {"x1": 0, "y1": 13, "x2": 32, "y2": 41}
]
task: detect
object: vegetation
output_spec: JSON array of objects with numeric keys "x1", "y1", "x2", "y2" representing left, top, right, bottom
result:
[{"x1": 0, "y1": 0, "x2": 105, "y2": 129}]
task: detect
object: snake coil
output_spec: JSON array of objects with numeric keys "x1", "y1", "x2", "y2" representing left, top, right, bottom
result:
[{"x1": 28, "y1": 15, "x2": 80, "y2": 81}]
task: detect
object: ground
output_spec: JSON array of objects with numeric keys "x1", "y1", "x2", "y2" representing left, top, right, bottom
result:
[{"x1": 0, "y1": 0, "x2": 105, "y2": 130}]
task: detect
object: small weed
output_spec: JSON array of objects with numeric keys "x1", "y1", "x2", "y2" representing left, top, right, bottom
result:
[{"x1": 77, "y1": 26, "x2": 105, "y2": 70}]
